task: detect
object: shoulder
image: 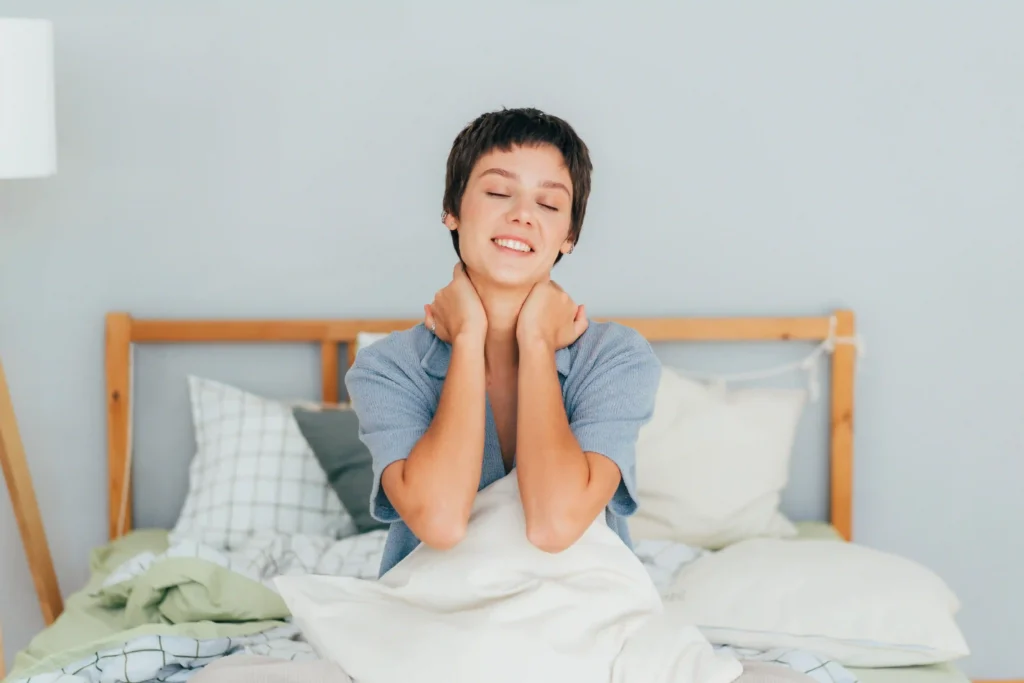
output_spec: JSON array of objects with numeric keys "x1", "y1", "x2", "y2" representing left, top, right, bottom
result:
[
  {"x1": 563, "y1": 322, "x2": 662, "y2": 397},
  {"x1": 570, "y1": 321, "x2": 660, "y2": 374}
]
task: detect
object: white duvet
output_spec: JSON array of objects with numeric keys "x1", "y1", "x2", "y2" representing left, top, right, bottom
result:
[{"x1": 274, "y1": 474, "x2": 745, "y2": 683}]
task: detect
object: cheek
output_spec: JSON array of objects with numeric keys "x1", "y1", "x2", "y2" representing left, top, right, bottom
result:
[
  {"x1": 455, "y1": 194, "x2": 492, "y2": 231},
  {"x1": 452, "y1": 204, "x2": 489, "y2": 259},
  {"x1": 544, "y1": 217, "x2": 572, "y2": 245}
]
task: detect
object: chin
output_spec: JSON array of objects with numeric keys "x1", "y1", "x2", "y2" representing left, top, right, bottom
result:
[
  {"x1": 492, "y1": 272, "x2": 547, "y2": 290},
  {"x1": 466, "y1": 257, "x2": 549, "y2": 290}
]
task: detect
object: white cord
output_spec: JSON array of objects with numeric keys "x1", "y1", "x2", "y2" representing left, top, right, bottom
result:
[{"x1": 672, "y1": 316, "x2": 865, "y2": 402}]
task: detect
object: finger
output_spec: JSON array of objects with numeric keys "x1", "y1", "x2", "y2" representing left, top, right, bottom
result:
[{"x1": 573, "y1": 305, "x2": 589, "y2": 337}]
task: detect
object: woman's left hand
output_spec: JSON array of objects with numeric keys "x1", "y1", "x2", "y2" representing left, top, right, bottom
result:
[
  {"x1": 515, "y1": 279, "x2": 589, "y2": 351},
  {"x1": 423, "y1": 303, "x2": 451, "y2": 343}
]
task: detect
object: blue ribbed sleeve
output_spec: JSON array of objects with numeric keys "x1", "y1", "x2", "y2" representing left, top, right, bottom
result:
[{"x1": 565, "y1": 325, "x2": 662, "y2": 517}]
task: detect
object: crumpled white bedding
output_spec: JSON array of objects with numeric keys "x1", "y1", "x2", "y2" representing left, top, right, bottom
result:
[
  {"x1": 25, "y1": 475, "x2": 859, "y2": 683},
  {"x1": 274, "y1": 474, "x2": 745, "y2": 683}
]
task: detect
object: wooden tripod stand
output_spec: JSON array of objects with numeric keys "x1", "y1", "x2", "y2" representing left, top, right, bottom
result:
[{"x1": 0, "y1": 358, "x2": 64, "y2": 676}]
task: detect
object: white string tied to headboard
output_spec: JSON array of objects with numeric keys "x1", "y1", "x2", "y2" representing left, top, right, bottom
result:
[{"x1": 675, "y1": 315, "x2": 866, "y2": 402}]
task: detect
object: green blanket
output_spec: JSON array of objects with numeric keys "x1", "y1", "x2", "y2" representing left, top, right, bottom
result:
[{"x1": 6, "y1": 529, "x2": 291, "y2": 682}]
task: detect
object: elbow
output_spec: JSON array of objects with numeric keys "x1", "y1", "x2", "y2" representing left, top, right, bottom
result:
[
  {"x1": 381, "y1": 464, "x2": 469, "y2": 551},
  {"x1": 412, "y1": 509, "x2": 468, "y2": 551},
  {"x1": 525, "y1": 517, "x2": 578, "y2": 554}
]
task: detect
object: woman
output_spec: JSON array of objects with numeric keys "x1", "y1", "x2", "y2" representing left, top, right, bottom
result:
[{"x1": 344, "y1": 107, "x2": 662, "y2": 577}]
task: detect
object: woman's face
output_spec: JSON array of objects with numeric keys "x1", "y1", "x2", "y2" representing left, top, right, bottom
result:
[{"x1": 446, "y1": 143, "x2": 574, "y2": 290}]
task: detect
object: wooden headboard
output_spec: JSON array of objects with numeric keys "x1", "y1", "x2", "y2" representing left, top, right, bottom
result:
[{"x1": 104, "y1": 310, "x2": 858, "y2": 544}]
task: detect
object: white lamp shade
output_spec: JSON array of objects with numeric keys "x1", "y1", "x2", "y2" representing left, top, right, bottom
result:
[{"x1": 0, "y1": 17, "x2": 57, "y2": 178}]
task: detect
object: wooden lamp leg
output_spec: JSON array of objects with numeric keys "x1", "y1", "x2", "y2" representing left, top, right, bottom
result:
[{"x1": 0, "y1": 358, "x2": 63, "y2": 629}]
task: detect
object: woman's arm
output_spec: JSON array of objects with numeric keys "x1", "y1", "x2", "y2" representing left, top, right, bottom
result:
[
  {"x1": 345, "y1": 330, "x2": 487, "y2": 551},
  {"x1": 377, "y1": 332, "x2": 486, "y2": 549},
  {"x1": 515, "y1": 326, "x2": 661, "y2": 553},
  {"x1": 515, "y1": 338, "x2": 620, "y2": 552},
  {"x1": 347, "y1": 263, "x2": 489, "y2": 549}
]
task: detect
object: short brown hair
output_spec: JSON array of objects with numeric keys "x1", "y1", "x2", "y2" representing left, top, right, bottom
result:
[{"x1": 442, "y1": 107, "x2": 593, "y2": 265}]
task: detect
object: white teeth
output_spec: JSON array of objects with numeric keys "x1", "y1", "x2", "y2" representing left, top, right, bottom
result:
[{"x1": 493, "y1": 238, "x2": 532, "y2": 253}]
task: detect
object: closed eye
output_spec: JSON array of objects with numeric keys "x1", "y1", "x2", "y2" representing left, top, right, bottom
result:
[{"x1": 487, "y1": 190, "x2": 557, "y2": 211}]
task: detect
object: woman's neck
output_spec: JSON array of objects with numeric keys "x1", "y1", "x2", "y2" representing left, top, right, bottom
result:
[{"x1": 474, "y1": 281, "x2": 533, "y2": 377}]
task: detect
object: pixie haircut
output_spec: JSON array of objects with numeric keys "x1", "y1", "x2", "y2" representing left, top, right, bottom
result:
[{"x1": 442, "y1": 107, "x2": 593, "y2": 265}]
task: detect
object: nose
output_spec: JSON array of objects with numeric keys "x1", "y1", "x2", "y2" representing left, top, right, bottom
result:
[{"x1": 507, "y1": 195, "x2": 537, "y2": 227}]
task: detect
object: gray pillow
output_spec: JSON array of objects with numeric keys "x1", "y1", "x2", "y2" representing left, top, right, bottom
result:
[{"x1": 292, "y1": 406, "x2": 388, "y2": 533}]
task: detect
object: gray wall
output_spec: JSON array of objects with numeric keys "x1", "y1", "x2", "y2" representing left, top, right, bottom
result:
[{"x1": 1, "y1": 1, "x2": 1021, "y2": 678}]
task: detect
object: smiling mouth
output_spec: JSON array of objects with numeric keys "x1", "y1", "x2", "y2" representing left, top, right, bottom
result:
[{"x1": 492, "y1": 238, "x2": 534, "y2": 254}]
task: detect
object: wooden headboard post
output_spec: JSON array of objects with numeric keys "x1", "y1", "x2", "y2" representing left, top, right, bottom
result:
[
  {"x1": 104, "y1": 310, "x2": 857, "y2": 542},
  {"x1": 105, "y1": 313, "x2": 132, "y2": 541},
  {"x1": 829, "y1": 310, "x2": 856, "y2": 541}
]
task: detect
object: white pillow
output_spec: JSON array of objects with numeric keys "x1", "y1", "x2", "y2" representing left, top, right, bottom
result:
[
  {"x1": 663, "y1": 537, "x2": 969, "y2": 667},
  {"x1": 628, "y1": 367, "x2": 804, "y2": 548},
  {"x1": 170, "y1": 376, "x2": 357, "y2": 549},
  {"x1": 274, "y1": 474, "x2": 743, "y2": 683},
  {"x1": 355, "y1": 331, "x2": 388, "y2": 355}
]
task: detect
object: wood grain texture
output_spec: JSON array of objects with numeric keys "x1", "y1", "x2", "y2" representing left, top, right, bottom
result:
[
  {"x1": 0, "y1": 359, "x2": 64, "y2": 625},
  {"x1": 106, "y1": 313, "x2": 132, "y2": 540},
  {"x1": 592, "y1": 316, "x2": 835, "y2": 341},
  {"x1": 129, "y1": 319, "x2": 419, "y2": 342},
  {"x1": 320, "y1": 342, "x2": 340, "y2": 404},
  {"x1": 104, "y1": 311, "x2": 856, "y2": 541},
  {"x1": 126, "y1": 316, "x2": 834, "y2": 343},
  {"x1": 829, "y1": 310, "x2": 856, "y2": 541}
]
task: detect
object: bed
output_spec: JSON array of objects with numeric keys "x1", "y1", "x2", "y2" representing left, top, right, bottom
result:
[{"x1": 2, "y1": 310, "x2": 976, "y2": 683}]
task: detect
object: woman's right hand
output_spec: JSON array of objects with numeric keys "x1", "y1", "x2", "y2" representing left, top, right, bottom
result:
[{"x1": 424, "y1": 263, "x2": 488, "y2": 344}]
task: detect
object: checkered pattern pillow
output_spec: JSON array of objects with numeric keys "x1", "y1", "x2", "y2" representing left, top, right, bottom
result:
[{"x1": 170, "y1": 375, "x2": 357, "y2": 549}]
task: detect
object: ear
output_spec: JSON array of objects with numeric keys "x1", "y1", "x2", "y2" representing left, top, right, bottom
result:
[
  {"x1": 442, "y1": 211, "x2": 458, "y2": 232},
  {"x1": 560, "y1": 238, "x2": 575, "y2": 255}
]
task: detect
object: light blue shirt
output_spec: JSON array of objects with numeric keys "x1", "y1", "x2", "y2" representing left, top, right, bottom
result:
[{"x1": 344, "y1": 321, "x2": 662, "y2": 577}]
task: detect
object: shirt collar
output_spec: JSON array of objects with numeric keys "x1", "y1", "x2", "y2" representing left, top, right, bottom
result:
[{"x1": 421, "y1": 334, "x2": 572, "y2": 379}]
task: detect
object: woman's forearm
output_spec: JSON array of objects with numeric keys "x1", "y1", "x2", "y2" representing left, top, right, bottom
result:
[
  {"x1": 380, "y1": 332, "x2": 486, "y2": 548},
  {"x1": 515, "y1": 340, "x2": 619, "y2": 553}
]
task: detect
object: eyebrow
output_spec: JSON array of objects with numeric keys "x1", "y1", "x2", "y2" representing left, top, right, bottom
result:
[{"x1": 479, "y1": 167, "x2": 571, "y2": 197}]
